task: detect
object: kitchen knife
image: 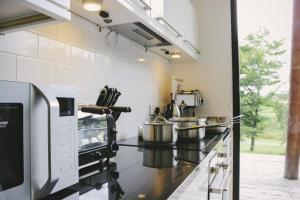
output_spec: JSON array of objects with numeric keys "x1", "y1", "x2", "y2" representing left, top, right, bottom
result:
[
  {"x1": 102, "y1": 86, "x2": 112, "y2": 106},
  {"x1": 96, "y1": 87, "x2": 108, "y2": 106},
  {"x1": 106, "y1": 88, "x2": 118, "y2": 106},
  {"x1": 110, "y1": 91, "x2": 121, "y2": 106},
  {"x1": 105, "y1": 88, "x2": 116, "y2": 106}
]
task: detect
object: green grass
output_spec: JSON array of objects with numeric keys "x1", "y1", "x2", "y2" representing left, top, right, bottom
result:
[
  {"x1": 240, "y1": 138, "x2": 286, "y2": 155},
  {"x1": 240, "y1": 105, "x2": 287, "y2": 155}
]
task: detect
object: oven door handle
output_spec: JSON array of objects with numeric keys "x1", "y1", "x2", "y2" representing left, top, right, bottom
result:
[
  {"x1": 209, "y1": 157, "x2": 232, "y2": 197},
  {"x1": 33, "y1": 85, "x2": 59, "y2": 199}
]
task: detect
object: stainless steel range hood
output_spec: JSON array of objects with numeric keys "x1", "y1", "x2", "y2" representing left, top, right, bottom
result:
[{"x1": 109, "y1": 22, "x2": 171, "y2": 48}]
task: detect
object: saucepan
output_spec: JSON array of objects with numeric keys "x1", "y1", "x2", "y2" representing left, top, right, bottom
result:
[
  {"x1": 169, "y1": 117, "x2": 207, "y2": 140},
  {"x1": 175, "y1": 115, "x2": 243, "y2": 133},
  {"x1": 143, "y1": 116, "x2": 174, "y2": 143}
]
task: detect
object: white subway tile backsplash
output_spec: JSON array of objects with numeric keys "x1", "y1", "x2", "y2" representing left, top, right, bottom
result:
[
  {"x1": 32, "y1": 24, "x2": 57, "y2": 39},
  {"x1": 71, "y1": 47, "x2": 95, "y2": 68},
  {"x1": 57, "y1": 22, "x2": 84, "y2": 46},
  {"x1": 78, "y1": 88, "x2": 99, "y2": 104},
  {"x1": 0, "y1": 21, "x2": 171, "y2": 139},
  {"x1": 95, "y1": 54, "x2": 115, "y2": 73},
  {"x1": 84, "y1": 71, "x2": 106, "y2": 90},
  {"x1": 39, "y1": 36, "x2": 71, "y2": 64},
  {"x1": 17, "y1": 57, "x2": 55, "y2": 85},
  {"x1": 56, "y1": 64, "x2": 86, "y2": 88},
  {"x1": 0, "y1": 52, "x2": 16, "y2": 81},
  {"x1": 0, "y1": 31, "x2": 38, "y2": 57}
]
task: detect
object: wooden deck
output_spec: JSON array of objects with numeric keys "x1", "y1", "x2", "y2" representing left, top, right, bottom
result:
[{"x1": 241, "y1": 153, "x2": 300, "y2": 200}]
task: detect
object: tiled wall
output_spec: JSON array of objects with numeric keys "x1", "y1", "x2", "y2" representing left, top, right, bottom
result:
[{"x1": 0, "y1": 14, "x2": 171, "y2": 139}]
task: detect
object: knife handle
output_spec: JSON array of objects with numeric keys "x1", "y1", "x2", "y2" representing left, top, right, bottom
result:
[
  {"x1": 80, "y1": 105, "x2": 111, "y2": 115},
  {"x1": 96, "y1": 88, "x2": 107, "y2": 106},
  {"x1": 110, "y1": 92, "x2": 121, "y2": 106}
]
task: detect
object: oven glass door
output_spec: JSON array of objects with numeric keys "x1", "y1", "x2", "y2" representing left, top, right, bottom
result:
[{"x1": 0, "y1": 103, "x2": 23, "y2": 191}]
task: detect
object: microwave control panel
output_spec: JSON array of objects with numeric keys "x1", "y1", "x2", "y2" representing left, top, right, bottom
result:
[{"x1": 55, "y1": 97, "x2": 78, "y2": 192}]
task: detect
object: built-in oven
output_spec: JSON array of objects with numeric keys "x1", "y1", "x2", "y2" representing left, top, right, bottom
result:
[
  {"x1": 0, "y1": 80, "x2": 79, "y2": 200},
  {"x1": 167, "y1": 131, "x2": 232, "y2": 200}
]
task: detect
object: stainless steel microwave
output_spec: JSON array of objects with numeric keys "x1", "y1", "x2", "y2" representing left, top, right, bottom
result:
[{"x1": 0, "y1": 80, "x2": 79, "y2": 200}]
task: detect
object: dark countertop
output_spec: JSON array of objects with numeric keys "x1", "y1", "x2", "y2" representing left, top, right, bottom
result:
[{"x1": 44, "y1": 130, "x2": 230, "y2": 200}]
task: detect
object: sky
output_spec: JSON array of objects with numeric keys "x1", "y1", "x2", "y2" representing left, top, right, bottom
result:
[{"x1": 237, "y1": 0, "x2": 293, "y2": 94}]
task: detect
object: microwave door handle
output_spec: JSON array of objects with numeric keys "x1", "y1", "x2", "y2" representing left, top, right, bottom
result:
[{"x1": 33, "y1": 86, "x2": 59, "y2": 199}]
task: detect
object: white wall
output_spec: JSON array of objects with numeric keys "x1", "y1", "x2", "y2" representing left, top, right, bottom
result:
[
  {"x1": 0, "y1": 14, "x2": 171, "y2": 139},
  {"x1": 172, "y1": 0, "x2": 233, "y2": 116}
]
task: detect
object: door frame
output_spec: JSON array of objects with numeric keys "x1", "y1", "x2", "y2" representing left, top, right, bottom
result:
[{"x1": 230, "y1": 0, "x2": 240, "y2": 199}]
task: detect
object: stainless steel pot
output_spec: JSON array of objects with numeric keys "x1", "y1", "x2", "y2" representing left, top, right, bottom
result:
[
  {"x1": 143, "y1": 116, "x2": 173, "y2": 143},
  {"x1": 170, "y1": 117, "x2": 207, "y2": 140},
  {"x1": 205, "y1": 116, "x2": 229, "y2": 133}
]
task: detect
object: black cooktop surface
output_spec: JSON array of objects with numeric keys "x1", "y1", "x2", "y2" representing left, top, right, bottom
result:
[{"x1": 44, "y1": 131, "x2": 228, "y2": 200}]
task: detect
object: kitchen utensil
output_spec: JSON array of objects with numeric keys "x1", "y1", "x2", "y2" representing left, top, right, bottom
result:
[
  {"x1": 96, "y1": 87, "x2": 108, "y2": 106},
  {"x1": 175, "y1": 116, "x2": 242, "y2": 132},
  {"x1": 143, "y1": 116, "x2": 174, "y2": 143},
  {"x1": 105, "y1": 88, "x2": 116, "y2": 106},
  {"x1": 205, "y1": 115, "x2": 243, "y2": 133},
  {"x1": 154, "y1": 107, "x2": 160, "y2": 116},
  {"x1": 170, "y1": 117, "x2": 207, "y2": 140},
  {"x1": 164, "y1": 93, "x2": 181, "y2": 119},
  {"x1": 179, "y1": 100, "x2": 187, "y2": 115},
  {"x1": 108, "y1": 88, "x2": 118, "y2": 106},
  {"x1": 110, "y1": 91, "x2": 121, "y2": 106},
  {"x1": 102, "y1": 86, "x2": 112, "y2": 106}
]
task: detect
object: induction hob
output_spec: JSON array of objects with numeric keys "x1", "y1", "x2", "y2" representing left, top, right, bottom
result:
[{"x1": 42, "y1": 130, "x2": 229, "y2": 200}]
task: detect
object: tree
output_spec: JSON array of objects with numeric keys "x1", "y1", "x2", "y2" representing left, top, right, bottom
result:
[
  {"x1": 266, "y1": 91, "x2": 289, "y2": 143},
  {"x1": 239, "y1": 29, "x2": 286, "y2": 151}
]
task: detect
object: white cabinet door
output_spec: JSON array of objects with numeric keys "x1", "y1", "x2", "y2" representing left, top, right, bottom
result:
[
  {"x1": 151, "y1": 0, "x2": 200, "y2": 53},
  {"x1": 151, "y1": 0, "x2": 183, "y2": 38},
  {"x1": 125, "y1": 0, "x2": 152, "y2": 18},
  {"x1": 48, "y1": 0, "x2": 70, "y2": 9},
  {"x1": 183, "y1": 1, "x2": 201, "y2": 52}
]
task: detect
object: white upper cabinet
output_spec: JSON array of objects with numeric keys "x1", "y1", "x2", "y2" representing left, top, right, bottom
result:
[
  {"x1": 70, "y1": 0, "x2": 200, "y2": 62},
  {"x1": 0, "y1": 0, "x2": 71, "y2": 34},
  {"x1": 151, "y1": 0, "x2": 201, "y2": 55},
  {"x1": 124, "y1": 0, "x2": 152, "y2": 18}
]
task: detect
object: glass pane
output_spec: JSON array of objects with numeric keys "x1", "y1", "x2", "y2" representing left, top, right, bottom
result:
[
  {"x1": 78, "y1": 113, "x2": 108, "y2": 152},
  {"x1": 0, "y1": 103, "x2": 23, "y2": 191}
]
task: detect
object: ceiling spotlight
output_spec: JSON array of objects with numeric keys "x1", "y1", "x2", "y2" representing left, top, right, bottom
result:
[
  {"x1": 83, "y1": 0, "x2": 102, "y2": 12},
  {"x1": 171, "y1": 53, "x2": 181, "y2": 59},
  {"x1": 137, "y1": 58, "x2": 146, "y2": 62}
]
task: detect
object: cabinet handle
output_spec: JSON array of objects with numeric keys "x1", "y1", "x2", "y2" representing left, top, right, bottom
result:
[
  {"x1": 155, "y1": 17, "x2": 182, "y2": 37},
  {"x1": 139, "y1": 0, "x2": 152, "y2": 10},
  {"x1": 183, "y1": 39, "x2": 201, "y2": 54}
]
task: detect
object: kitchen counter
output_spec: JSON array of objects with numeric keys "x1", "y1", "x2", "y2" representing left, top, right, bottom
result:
[{"x1": 42, "y1": 130, "x2": 230, "y2": 200}]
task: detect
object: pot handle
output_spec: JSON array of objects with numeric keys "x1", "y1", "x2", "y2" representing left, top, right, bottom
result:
[{"x1": 154, "y1": 116, "x2": 168, "y2": 124}]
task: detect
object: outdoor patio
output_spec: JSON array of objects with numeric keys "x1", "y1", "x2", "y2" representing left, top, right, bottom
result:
[{"x1": 240, "y1": 153, "x2": 300, "y2": 200}]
